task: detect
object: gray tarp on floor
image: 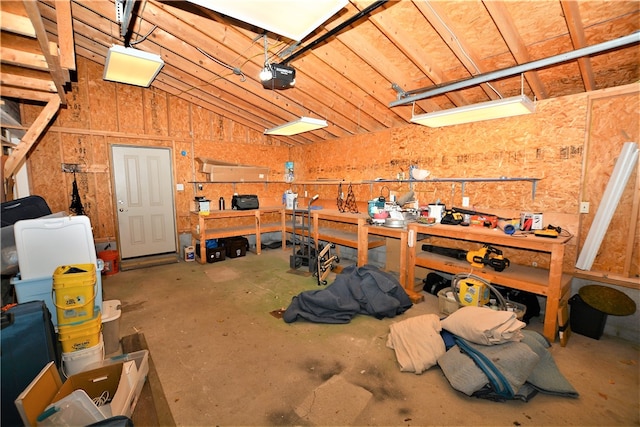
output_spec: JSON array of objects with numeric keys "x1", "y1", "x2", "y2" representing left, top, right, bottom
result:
[{"x1": 283, "y1": 264, "x2": 412, "y2": 324}]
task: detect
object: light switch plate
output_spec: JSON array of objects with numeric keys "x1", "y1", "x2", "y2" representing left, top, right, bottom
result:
[{"x1": 176, "y1": 183, "x2": 184, "y2": 191}]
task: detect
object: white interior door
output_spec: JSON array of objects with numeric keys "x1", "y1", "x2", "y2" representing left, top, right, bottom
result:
[{"x1": 112, "y1": 145, "x2": 177, "y2": 259}]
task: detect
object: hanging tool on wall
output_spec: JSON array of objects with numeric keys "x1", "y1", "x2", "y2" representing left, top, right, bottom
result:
[
  {"x1": 422, "y1": 243, "x2": 510, "y2": 272},
  {"x1": 336, "y1": 182, "x2": 344, "y2": 212},
  {"x1": 69, "y1": 172, "x2": 86, "y2": 215}
]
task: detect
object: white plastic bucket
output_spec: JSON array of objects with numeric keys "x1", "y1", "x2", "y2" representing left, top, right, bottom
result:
[
  {"x1": 62, "y1": 333, "x2": 104, "y2": 377},
  {"x1": 101, "y1": 300, "x2": 122, "y2": 355}
]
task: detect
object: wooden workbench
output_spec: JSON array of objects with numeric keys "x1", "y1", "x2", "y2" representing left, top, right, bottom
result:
[
  {"x1": 406, "y1": 223, "x2": 573, "y2": 342},
  {"x1": 190, "y1": 207, "x2": 285, "y2": 264}
]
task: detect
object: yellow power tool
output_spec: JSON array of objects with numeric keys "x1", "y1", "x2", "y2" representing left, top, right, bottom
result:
[{"x1": 466, "y1": 244, "x2": 510, "y2": 272}]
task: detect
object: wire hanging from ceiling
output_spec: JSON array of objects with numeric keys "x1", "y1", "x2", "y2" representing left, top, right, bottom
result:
[{"x1": 197, "y1": 47, "x2": 246, "y2": 82}]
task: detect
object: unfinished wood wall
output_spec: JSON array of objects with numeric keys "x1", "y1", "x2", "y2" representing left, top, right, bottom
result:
[
  {"x1": 291, "y1": 83, "x2": 639, "y2": 286},
  {"x1": 20, "y1": 55, "x2": 638, "y2": 286},
  {"x1": 579, "y1": 88, "x2": 639, "y2": 280},
  {"x1": 21, "y1": 57, "x2": 290, "y2": 240}
]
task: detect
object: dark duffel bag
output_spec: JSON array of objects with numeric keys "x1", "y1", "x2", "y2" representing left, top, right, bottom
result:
[{"x1": 232, "y1": 194, "x2": 259, "y2": 210}]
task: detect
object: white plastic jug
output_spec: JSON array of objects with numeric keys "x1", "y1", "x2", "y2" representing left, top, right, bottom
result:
[{"x1": 285, "y1": 193, "x2": 298, "y2": 209}]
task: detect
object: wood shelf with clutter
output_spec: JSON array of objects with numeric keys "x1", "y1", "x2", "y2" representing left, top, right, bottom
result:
[
  {"x1": 189, "y1": 207, "x2": 285, "y2": 264},
  {"x1": 406, "y1": 222, "x2": 573, "y2": 343}
]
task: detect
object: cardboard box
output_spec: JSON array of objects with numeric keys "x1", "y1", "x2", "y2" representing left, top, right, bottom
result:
[
  {"x1": 207, "y1": 166, "x2": 269, "y2": 182},
  {"x1": 520, "y1": 212, "x2": 543, "y2": 231},
  {"x1": 198, "y1": 158, "x2": 269, "y2": 182},
  {"x1": 15, "y1": 351, "x2": 148, "y2": 426}
]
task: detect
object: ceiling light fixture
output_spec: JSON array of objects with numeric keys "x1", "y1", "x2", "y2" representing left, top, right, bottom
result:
[
  {"x1": 185, "y1": 0, "x2": 348, "y2": 41},
  {"x1": 410, "y1": 95, "x2": 535, "y2": 128},
  {"x1": 264, "y1": 117, "x2": 327, "y2": 136},
  {"x1": 103, "y1": 45, "x2": 164, "y2": 87}
]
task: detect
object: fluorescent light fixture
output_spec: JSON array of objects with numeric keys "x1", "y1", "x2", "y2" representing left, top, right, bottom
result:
[
  {"x1": 186, "y1": 0, "x2": 348, "y2": 41},
  {"x1": 264, "y1": 117, "x2": 327, "y2": 136},
  {"x1": 103, "y1": 45, "x2": 164, "y2": 87},
  {"x1": 411, "y1": 95, "x2": 535, "y2": 128}
]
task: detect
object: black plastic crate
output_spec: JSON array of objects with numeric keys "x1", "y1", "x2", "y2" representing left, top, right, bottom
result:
[
  {"x1": 569, "y1": 294, "x2": 607, "y2": 340},
  {"x1": 221, "y1": 237, "x2": 249, "y2": 258}
]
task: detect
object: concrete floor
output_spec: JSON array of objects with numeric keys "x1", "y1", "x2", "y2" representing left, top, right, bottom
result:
[{"x1": 102, "y1": 249, "x2": 639, "y2": 426}]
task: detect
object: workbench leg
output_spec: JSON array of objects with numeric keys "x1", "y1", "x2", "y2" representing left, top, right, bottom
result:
[
  {"x1": 357, "y1": 221, "x2": 368, "y2": 267},
  {"x1": 543, "y1": 246, "x2": 565, "y2": 342},
  {"x1": 404, "y1": 228, "x2": 423, "y2": 303},
  {"x1": 255, "y1": 212, "x2": 262, "y2": 255}
]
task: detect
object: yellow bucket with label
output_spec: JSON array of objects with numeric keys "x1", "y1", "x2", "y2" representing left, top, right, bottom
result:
[
  {"x1": 57, "y1": 308, "x2": 102, "y2": 352},
  {"x1": 53, "y1": 264, "x2": 96, "y2": 325}
]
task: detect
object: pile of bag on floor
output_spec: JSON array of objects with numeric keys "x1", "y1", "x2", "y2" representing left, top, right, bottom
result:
[{"x1": 386, "y1": 307, "x2": 579, "y2": 402}]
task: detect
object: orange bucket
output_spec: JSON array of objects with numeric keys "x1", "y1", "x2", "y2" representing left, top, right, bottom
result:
[{"x1": 98, "y1": 250, "x2": 119, "y2": 276}]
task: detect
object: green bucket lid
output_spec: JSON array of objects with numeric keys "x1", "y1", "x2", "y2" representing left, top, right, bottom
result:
[{"x1": 578, "y1": 285, "x2": 636, "y2": 316}]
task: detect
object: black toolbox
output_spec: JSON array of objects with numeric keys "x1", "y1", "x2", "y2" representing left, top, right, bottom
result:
[{"x1": 221, "y1": 237, "x2": 249, "y2": 258}]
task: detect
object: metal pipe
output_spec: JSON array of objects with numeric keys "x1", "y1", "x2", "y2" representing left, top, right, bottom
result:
[
  {"x1": 282, "y1": 0, "x2": 388, "y2": 64},
  {"x1": 390, "y1": 31, "x2": 640, "y2": 107}
]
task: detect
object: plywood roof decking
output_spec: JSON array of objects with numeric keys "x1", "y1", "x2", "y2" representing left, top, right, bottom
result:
[{"x1": 1, "y1": 1, "x2": 639, "y2": 147}]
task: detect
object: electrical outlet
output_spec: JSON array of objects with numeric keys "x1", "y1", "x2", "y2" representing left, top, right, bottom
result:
[
  {"x1": 580, "y1": 202, "x2": 590, "y2": 214},
  {"x1": 462, "y1": 197, "x2": 470, "y2": 207}
]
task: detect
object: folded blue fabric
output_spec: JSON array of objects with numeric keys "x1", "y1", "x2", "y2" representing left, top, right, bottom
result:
[{"x1": 437, "y1": 330, "x2": 579, "y2": 402}]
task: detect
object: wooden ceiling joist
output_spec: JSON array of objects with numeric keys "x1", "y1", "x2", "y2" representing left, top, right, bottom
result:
[
  {"x1": 560, "y1": 0, "x2": 596, "y2": 91},
  {"x1": 0, "y1": 10, "x2": 36, "y2": 37},
  {"x1": 54, "y1": 0, "x2": 76, "y2": 70},
  {"x1": 22, "y1": 0, "x2": 67, "y2": 104},
  {"x1": 1, "y1": 0, "x2": 638, "y2": 146},
  {"x1": 3, "y1": 95, "x2": 61, "y2": 179}
]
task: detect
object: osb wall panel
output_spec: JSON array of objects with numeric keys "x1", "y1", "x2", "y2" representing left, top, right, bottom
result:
[
  {"x1": 191, "y1": 139, "x2": 290, "y2": 209},
  {"x1": 191, "y1": 105, "x2": 213, "y2": 141},
  {"x1": 21, "y1": 57, "x2": 290, "y2": 243},
  {"x1": 60, "y1": 81, "x2": 90, "y2": 128},
  {"x1": 293, "y1": 93, "x2": 594, "y2": 272},
  {"x1": 580, "y1": 90, "x2": 639, "y2": 278},
  {"x1": 90, "y1": 135, "x2": 113, "y2": 239},
  {"x1": 86, "y1": 61, "x2": 119, "y2": 132},
  {"x1": 28, "y1": 132, "x2": 66, "y2": 211},
  {"x1": 115, "y1": 85, "x2": 145, "y2": 134},
  {"x1": 167, "y1": 96, "x2": 192, "y2": 139},
  {"x1": 175, "y1": 140, "x2": 194, "y2": 232},
  {"x1": 142, "y1": 88, "x2": 169, "y2": 136}
]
